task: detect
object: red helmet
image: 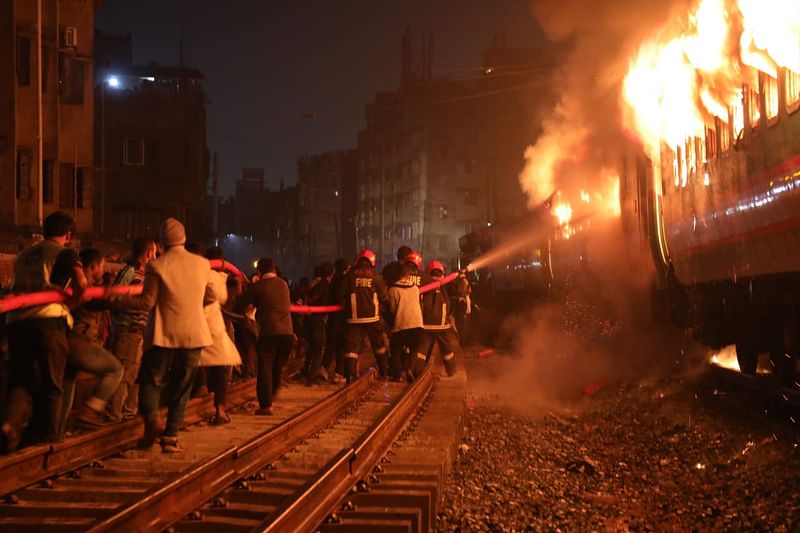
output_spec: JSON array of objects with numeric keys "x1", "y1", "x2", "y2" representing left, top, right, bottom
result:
[
  {"x1": 405, "y1": 250, "x2": 423, "y2": 271},
  {"x1": 357, "y1": 248, "x2": 377, "y2": 267},
  {"x1": 427, "y1": 260, "x2": 445, "y2": 274}
]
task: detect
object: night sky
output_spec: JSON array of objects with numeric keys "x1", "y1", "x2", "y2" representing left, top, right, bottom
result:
[{"x1": 96, "y1": 1, "x2": 545, "y2": 197}]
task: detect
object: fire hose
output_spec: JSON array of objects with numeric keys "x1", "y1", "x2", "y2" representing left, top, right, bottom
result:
[{"x1": 0, "y1": 260, "x2": 461, "y2": 315}]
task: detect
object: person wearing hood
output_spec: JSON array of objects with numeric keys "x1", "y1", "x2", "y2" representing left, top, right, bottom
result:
[{"x1": 386, "y1": 253, "x2": 425, "y2": 382}]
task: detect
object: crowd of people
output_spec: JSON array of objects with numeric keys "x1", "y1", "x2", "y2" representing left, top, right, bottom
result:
[{"x1": 0, "y1": 211, "x2": 471, "y2": 456}]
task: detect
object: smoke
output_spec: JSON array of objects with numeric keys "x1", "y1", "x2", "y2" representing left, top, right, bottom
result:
[{"x1": 519, "y1": 0, "x2": 684, "y2": 205}]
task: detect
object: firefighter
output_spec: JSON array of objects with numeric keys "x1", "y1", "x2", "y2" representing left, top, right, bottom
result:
[
  {"x1": 387, "y1": 251, "x2": 425, "y2": 381},
  {"x1": 339, "y1": 249, "x2": 389, "y2": 382},
  {"x1": 421, "y1": 261, "x2": 458, "y2": 376},
  {"x1": 452, "y1": 269, "x2": 472, "y2": 346}
]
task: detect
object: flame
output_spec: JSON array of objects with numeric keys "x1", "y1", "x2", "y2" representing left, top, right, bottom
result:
[
  {"x1": 553, "y1": 202, "x2": 573, "y2": 226},
  {"x1": 709, "y1": 344, "x2": 740, "y2": 371},
  {"x1": 622, "y1": 0, "x2": 800, "y2": 160}
]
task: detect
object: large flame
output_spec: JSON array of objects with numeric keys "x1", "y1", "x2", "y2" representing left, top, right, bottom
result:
[{"x1": 622, "y1": 0, "x2": 800, "y2": 159}]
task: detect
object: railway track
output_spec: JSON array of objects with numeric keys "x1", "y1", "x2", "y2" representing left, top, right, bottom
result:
[{"x1": 0, "y1": 361, "x2": 463, "y2": 532}]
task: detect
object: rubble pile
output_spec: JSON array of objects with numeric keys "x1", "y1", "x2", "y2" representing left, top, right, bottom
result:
[{"x1": 438, "y1": 370, "x2": 800, "y2": 531}]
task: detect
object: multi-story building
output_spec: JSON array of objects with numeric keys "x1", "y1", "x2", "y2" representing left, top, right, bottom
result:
[
  {"x1": 0, "y1": 0, "x2": 96, "y2": 239},
  {"x1": 94, "y1": 32, "x2": 209, "y2": 241},
  {"x1": 295, "y1": 150, "x2": 357, "y2": 271},
  {"x1": 218, "y1": 168, "x2": 298, "y2": 277},
  {"x1": 356, "y1": 37, "x2": 561, "y2": 268}
]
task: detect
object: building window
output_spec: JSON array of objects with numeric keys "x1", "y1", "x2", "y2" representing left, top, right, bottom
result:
[
  {"x1": 123, "y1": 137, "x2": 145, "y2": 166},
  {"x1": 400, "y1": 224, "x2": 412, "y2": 240},
  {"x1": 786, "y1": 68, "x2": 800, "y2": 112},
  {"x1": 16, "y1": 149, "x2": 33, "y2": 200},
  {"x1": 764, "y1": 73, "x2": 779, "y2": 122},
  {"x1": 58, "y1": 52, "x2": 84, "y2": 104},
  {"x1": 59, "y1": 163, "x2": 86, "y2": 208},
  {"x1": 746, "y1": 85, "x2": 761, "y2": 130},
  {"x1": 43, "y1": 160, "x2": 54, "y2": 204},
  {"x1": 17, "y1": 37, "x2": 30, "y2": 86}
]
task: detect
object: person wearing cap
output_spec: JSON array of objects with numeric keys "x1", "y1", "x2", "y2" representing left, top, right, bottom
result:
[
  {"x1": 337, "y1": 249, "x2": 389, "y2": 382},
  {"x1": 386, "y1": 252, "x2": 425, "y2": 381},
  {"x1": 110, "y1": 217, "x2": 217, "y2": 453},
  {"x1": 235, "y1": 258, "x2": 293, "y2": 415},
  {"x1": 421, "y1": 261, "x2": 458, "y2": 377}
]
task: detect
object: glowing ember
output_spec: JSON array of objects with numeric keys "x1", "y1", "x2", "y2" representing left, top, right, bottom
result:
[
  {"x1": 622, "y1": 0, "x2": 800, "y2": 160},
  {"x1": 709, "y1": 344, "x2": 740, "y2": 372}
]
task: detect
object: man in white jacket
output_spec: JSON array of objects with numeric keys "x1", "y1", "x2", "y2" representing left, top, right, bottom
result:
[{"x1": 113, "y1": 218, "x2": 216, "y2": 453}]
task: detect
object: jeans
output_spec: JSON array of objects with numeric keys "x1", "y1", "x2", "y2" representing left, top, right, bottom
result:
[
  {"x1": 3, "y1": 318, "x2": 69, "y2": 448},
  {"x1": 59, "y1": 338, "x2": 123, "y2": 437},
  {"x1": 107, "y1": 331, "x2": 144, "y2": 420},
  {"x1": 138, "y1": 347, "x2": 200, "y2": 437},
  {"x1": 256, "y1": 335, "x2": 294, "y2": 408}
]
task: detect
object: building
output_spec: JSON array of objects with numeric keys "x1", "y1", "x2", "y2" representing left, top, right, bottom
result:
[
  {"x1": 0, "y1": 0, "x2": 96, "y2": 238},
  {"x1": 217, "y1": 168, "x2": 298, "y2": 277},
  {"x1": 356, "y1": 34, "x2": 562, "y2": 268},
  {"x1": 94, "y1": 32, "x2": 210, "y2": 241},
  {"x1": 295, "y1": 150, "x2": 357, "y2": 271}
]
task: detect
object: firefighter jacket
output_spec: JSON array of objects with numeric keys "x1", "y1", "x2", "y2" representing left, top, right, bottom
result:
[
  {"x1": 341, "y1": 267, "x2": 388, "y2": 324},
  {"x1": 422, "y1": 283, "x2": 452, "y2": 330},
  {"x1": 386, "y1": 277, "x2": 423, "y2": 333}
]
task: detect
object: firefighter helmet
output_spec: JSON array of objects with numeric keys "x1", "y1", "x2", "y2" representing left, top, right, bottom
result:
[
  {"x1": 357, "y1": 248, "x2": 377, "y2": 267},
  {"x1": 406, "y1": 250, "x2": 423, "y2": 271},
  {"x1": 427, "y1": 260, "x2": 445, "y2": 274}
]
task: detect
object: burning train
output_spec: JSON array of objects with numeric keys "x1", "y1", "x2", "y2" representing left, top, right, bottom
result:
[{"x1": 620, "y1": 0, "x2": 800, "y2": 384}]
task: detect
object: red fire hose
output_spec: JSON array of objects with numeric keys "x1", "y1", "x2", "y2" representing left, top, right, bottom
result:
[{"x1": 0, "y1": 259, "x2": 460, "y2": 315}]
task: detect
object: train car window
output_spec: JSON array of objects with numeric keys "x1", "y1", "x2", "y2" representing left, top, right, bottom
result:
[
  {"x1": 706, "y1": 124, "x2": 717, "y2": 159},
  {"x1": 686, "y1": 137, "x2": 697, "y2": 178},
  {"x1": 787, "y1": 68, "x2": 800, "y2": 112},
  {"x1": 763, "y1": 73, "x2": 779, "y2": 123},
  {"x1": 719, "y1": 116, "x2": 731, "y2": 153},
  {"x1": 747, "y1": 85, "x2": 761, "y2": 130},
  {"x1": 731, "y1": 96, "x2": 745, "y2": 142}
]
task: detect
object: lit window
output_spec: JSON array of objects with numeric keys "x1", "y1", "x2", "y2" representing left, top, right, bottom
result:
[
  {"x1": 686, "y1": 137, "x2": 696, "y2": 178},
  {"x1": 123, "y1": 137, "x2": 145, "y2": 166},
  {"x1": 764, "y1": 73, "x2": 779, "y2": 121},
  {"x1": 731, "y1": 95, "x2": 744, "y2": 143},
  {"x1": 786, "y1": 68, "x2": 800, "y2": 111},
  {"x1": 747, "y1": 85, "x2": 761, "y2": 129},
  {"x1": 719, "y1": 117, "x2": 730, "y2": 152}
]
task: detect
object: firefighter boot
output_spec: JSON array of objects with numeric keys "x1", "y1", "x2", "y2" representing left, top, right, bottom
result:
[{"x1": 344, "y1": 357, "x2": 358, "y2": 384}]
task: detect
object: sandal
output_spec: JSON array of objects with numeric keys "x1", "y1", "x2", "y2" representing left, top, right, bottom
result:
[{"x1": 210, "y1": 415, "x2": 231, "y2": 426}]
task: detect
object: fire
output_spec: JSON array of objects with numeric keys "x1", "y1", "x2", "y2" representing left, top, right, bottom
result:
[
  {"x1": 622, "y1": 0, "x2": 800, "y2": 159},
  {"x1": 553, "y1": 202, "x2": 573, "y2": 226},
  {"x1": 709, "y1": 344, "x2": 740, "y2": 371}
]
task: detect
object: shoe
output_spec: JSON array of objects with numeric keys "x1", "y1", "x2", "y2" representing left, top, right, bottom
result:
[
  {"x1": 288, "y1": 372, "x2": 306, "y2": 383},
  {"x1": 160, "y1": 436, "x2": 184, "y2": 453},
  {"x1": 329, "y1": 373, "x2": 345, "y2": 384},
  {"x1": 74, "y1": 406, "x2": 108, "y2": 429},
  {"x1": 0, "y1": 422, "x2": 20, "y2": 454},
  {"x1": 255, "y1": 406, "x2": 273, "y2": 416},
  {"x1": 139, "y1": 415, "x2": 164, "y2": 449}
]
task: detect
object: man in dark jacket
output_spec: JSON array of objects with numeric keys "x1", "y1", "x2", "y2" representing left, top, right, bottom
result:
[
  {"x1": 322, "y1": 258, "x2": 350, "y2": 383},
  {"x1": 236, "y1": 258, "x2": 294, "y2": 414},
  {"x1": 338, "y1": 249, "x2": 388, "y2": 382},
  {"x1": 302, "y1": 262, "x2": 334, "y2": 385}
]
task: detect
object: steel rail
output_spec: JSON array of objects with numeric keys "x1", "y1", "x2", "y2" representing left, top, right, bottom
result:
[
  {"x1": 87, "y1": 369, "x2": 376, "y2": 533},
  {"x1": 0, "y1": 378, "x2": 255, "y2": 498},
  {"x1": 257, "y1": 362, "x2": 436, "y2": 532}
]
